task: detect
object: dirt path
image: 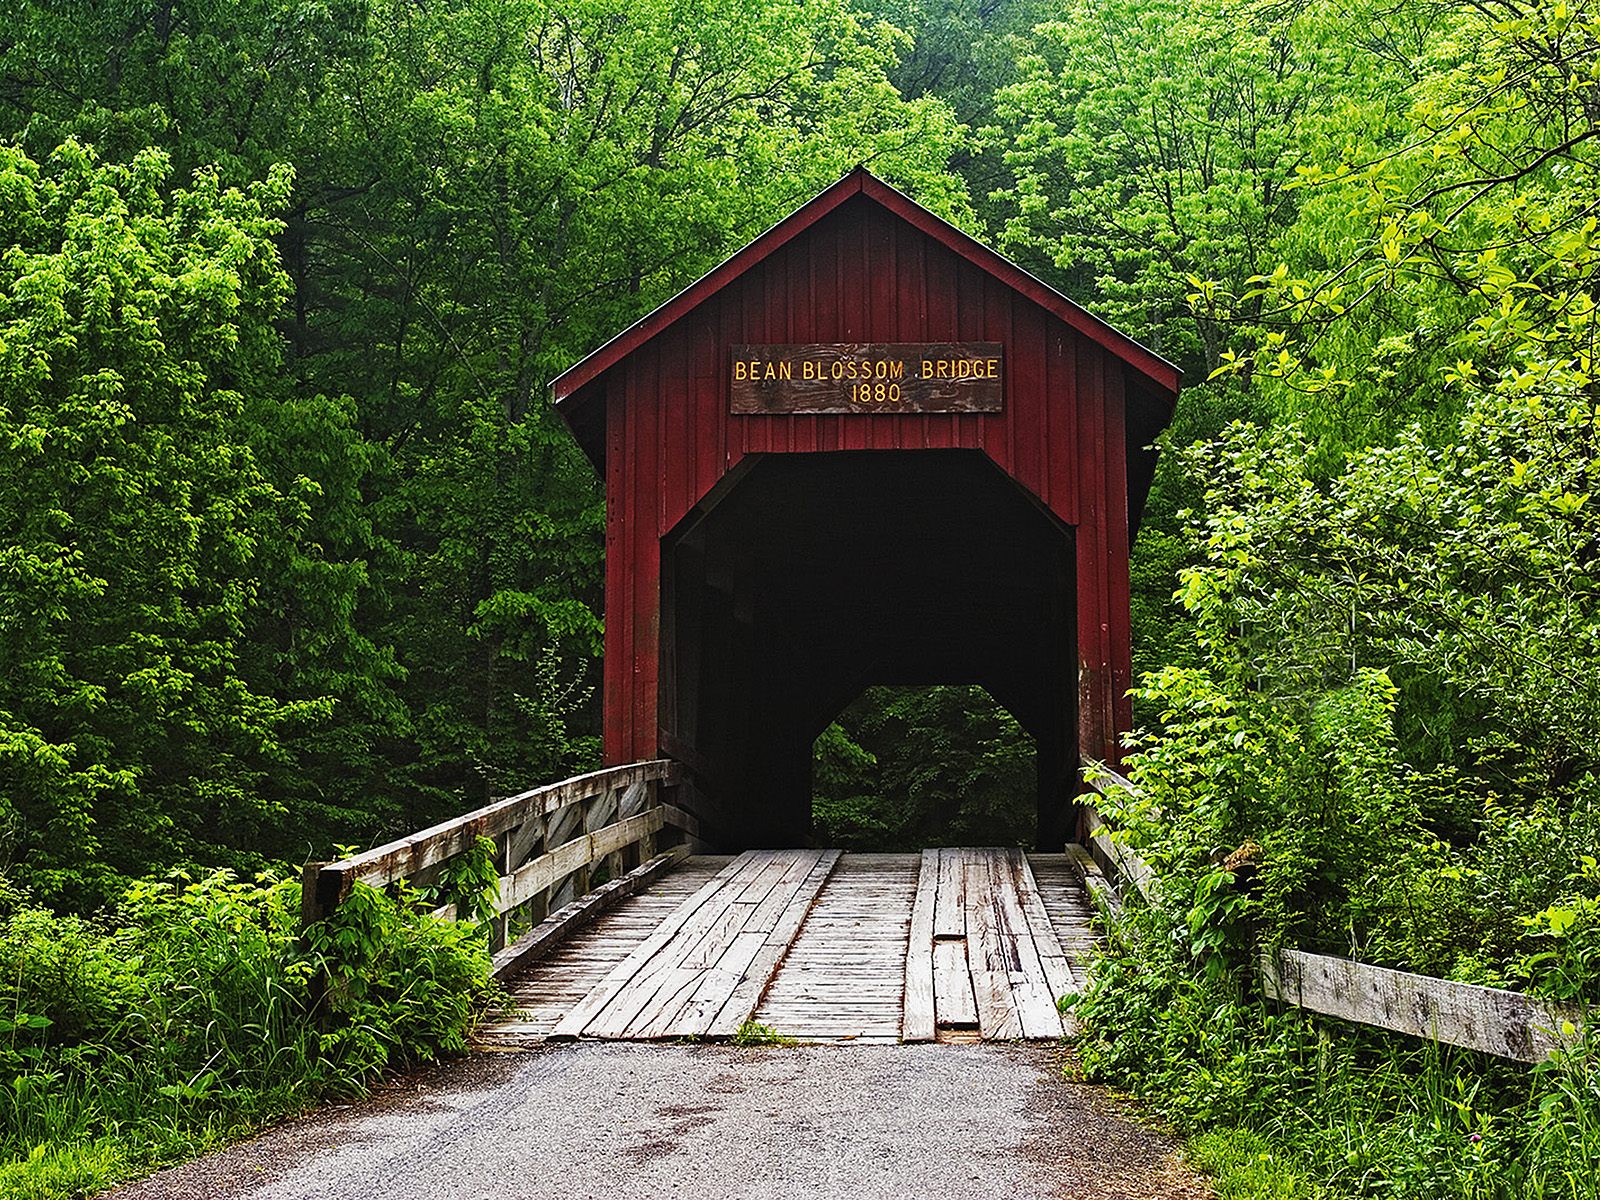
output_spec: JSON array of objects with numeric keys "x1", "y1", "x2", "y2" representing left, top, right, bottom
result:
[{"x1": 107, "y1": 1044, "x2": 1211, "y2": 1200}]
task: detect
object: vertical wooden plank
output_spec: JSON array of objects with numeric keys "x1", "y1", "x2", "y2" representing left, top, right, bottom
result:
[
  {"x1": 964, "y1": 851, "x2": 1022, "y2": 1039},
  {"x1": 933, "y1": 847, "x2": 965, "y2": 939},
  {"x1": 632, "y1": 344, "x2": 661, "y2": 762},
  {"x1": 869, "y1": 206, "x2": 897, "y2": 452},
  {"x1": 932, "y1": 939, "x2": 979, "y2": 1029},
  {"x1": 1045, "y1": 323, "x2": 1078, "y2": 524},
  {"x1": 796, "y1": 218, "x2": 820, "y2": 454},
  {"x1": 924, "y1": 242, "x2": 959, "y2": 450},
  {"x1": 1010, "y1": 299, "x2": 1046, "y2": 504},
  {"x1": 823, "y1": 211, "x2": 845, "y2": 451},
  {"x1": 894, "y1": 217, "x2": 923, "y2": 449},
  {"x1": 902, "y1": 848, "x2": 938, "y2": 1042},
  {"x1": 954, "y1": 259, "x2": 983, "y2": 449},
  {"x1": 695, "y1": 310, "x2": 723, "y2": 510},
  {"x1": 1077, "y1": 344, "x2": 1111, "y2": 763},
  {"x1": 660, "y1": 317, "x2": 691, "y2": 531},
  {"x1": 609, "y1": 373, "x2": 635, "y2": 762},
  {"x1": 980, "y1": 273, "x2": 1010, "y2": 459},
  {"x1": 1104, "y1": 364, "x2": 1134, "y2": 744},
  {"x1": 840, "y1": 199, "x2": 868, "y2": 452},
  {"x1": 720, "y1": 277, "x2": 744, "y2": 475}
]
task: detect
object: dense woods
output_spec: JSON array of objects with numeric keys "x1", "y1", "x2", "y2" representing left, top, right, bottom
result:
[{"x1": 3, "y1": 0, "x2": 1600, "y2": 1196}]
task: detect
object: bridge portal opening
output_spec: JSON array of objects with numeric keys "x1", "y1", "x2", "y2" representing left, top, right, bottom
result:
[
  {"x1": 661, "y1": 450, "x2": 1077, "y2": 851},
  {"x1": 812, "y1": 684, "x2": 1036, "y2": 851}
]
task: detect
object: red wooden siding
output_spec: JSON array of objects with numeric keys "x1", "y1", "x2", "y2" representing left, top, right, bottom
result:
[
  {"x1": 586, "y1": 192, "x2": 1160, "y2": 770},
  {"x1": 560, "y1": 169, "x2": 1177, "y2": 809}
]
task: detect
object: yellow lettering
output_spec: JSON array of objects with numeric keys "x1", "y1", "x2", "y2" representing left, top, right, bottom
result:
[
  {"x1": 987, "y1": 358, "x2": 999, "y2": 378},
  {"x1": 779, "y1": 361, "x2": 792, "y2": 380},
  {"x1": 922, "y1": 360, "x2": 934, "y2": 378},
  {"x1": 889, "y1": 360, "x2": 905, "y2": 380},
  {"x1": 832, "y1": 361, "x2": 845, "y2": 380},
  {"x1": 734, "y1": 361, "x2": 747, "y2": 380}
]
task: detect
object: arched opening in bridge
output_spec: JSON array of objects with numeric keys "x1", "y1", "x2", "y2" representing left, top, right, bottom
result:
[
  {"x1": 812, "y1": 684, "x2": 1036, "y2": 851},
  {"x1": 661, "y1": 450, "x2": 1076, "y2": 850}
]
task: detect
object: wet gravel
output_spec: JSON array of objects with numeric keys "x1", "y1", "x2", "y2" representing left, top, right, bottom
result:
[{"x1": 106, "y1": 1043, "x2": 1211, "y2": 1200}]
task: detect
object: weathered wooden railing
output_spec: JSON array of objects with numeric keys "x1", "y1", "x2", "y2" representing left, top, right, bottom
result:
[
  {"x1": 1080, "y1": 762, "x2": 1586, "y2": 1063},
  {"x1": 300, "y1": 760, "x2": 700, "y2": 977}
]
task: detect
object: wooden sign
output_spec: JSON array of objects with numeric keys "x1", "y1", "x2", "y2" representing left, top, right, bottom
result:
[{"x1": 729, "y1": 343, "x2": 1003, "y2": 414}]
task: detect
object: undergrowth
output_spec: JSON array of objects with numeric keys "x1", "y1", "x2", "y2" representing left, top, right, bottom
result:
[
  {"x1": 1074, "y1": 896, "x2": 1600, "y2": 1198},
  {"x1": 0, "y1": 868, "x2": 497, "y2": 1198}
]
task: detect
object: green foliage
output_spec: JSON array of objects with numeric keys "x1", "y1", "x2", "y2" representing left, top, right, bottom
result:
[
  {"x1": 811, "y1": 686, "x2": 1035, "y2": 850},
  {"x1": 432, "y1": 835, "x2": 503, "y2": 928},
  {"x1": 986, "y1": 0, "x2": 1392, "y2": 381},
  {"x1": 1075, "y1": 896, "x2": 1600, "y2": 1199},
  {"x1": 1187, "y1": 1127, "x2": 1317, "y2": 1199},
  {"x1": 0, "y1": 869, "x2": 492, "y2": 1196},
  {"x1": 0, "y1": 138, "x2": 399, "y2": 906},
  {"x1": 1043, "y1": 5, "x2": 1600, "y2": 1191},
  {"x1": 0, "y1": 0, "x2": 972, "y2": 902},
  {"x1": 730, "y1": 1020, "x2": 796, "y2": 1046}
]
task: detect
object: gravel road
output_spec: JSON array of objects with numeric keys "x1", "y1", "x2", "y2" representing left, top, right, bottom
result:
[{"x1": 107, "y1": 1043, "x2": 1210, "y2": 1200}]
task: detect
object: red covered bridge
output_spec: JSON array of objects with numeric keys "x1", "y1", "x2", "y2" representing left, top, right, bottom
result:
[
  {"x1": 306, "y1": 170, "x2": 1180, "y2": 1048},
  {"x1": 552, "y1": 168, "x2": 1178, "y2": 851}
]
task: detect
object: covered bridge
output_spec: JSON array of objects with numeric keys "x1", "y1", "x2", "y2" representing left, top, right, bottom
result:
[{"x1": 552, "y1": 169, "x2": 1178, "y2": 851}]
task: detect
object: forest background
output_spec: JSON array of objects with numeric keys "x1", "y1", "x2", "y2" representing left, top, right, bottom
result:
[{"x1": 3, "y1": 0, "x2": 1600, "y2": 1197}]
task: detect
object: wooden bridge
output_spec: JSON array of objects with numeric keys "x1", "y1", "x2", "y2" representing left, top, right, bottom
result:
[
  {"x1": 302, "y1": 761, "x2": 1102, "y2": 1047},
  {"x1": 299, "y1": 173, "x2": 1161, "y2": 1045},
  {"x1": 297, "y1": 171, "x2": 1586, "y2": 1078}
]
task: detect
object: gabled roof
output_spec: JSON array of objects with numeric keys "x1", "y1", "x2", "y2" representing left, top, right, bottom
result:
[{"x1": 551, "y1": 167, "x2": 1180, "y2": 428}]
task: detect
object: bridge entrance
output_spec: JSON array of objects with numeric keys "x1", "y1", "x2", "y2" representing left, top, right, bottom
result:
[
  {"x1": 663, "y1": 450, "x2": 1075, "y2": 848},
  {"x1": 552, "y1": 169, "x2": 1179, "y2": 853}
]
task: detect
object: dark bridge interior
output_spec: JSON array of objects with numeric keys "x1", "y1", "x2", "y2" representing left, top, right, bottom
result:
[{"x1": 661, "y1": 450, "x2": 1078, "y2": 850}]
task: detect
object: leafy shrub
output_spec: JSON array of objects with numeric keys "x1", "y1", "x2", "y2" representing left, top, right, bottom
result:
[{"x1": 0, "y1": 868, "x2": 494, "y2": 1197}]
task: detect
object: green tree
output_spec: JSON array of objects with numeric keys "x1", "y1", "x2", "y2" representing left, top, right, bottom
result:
[
  {"x1": 0, "y1": 140, "x2": 392, "y2": 904},
  {"x1": 1, "y1": 1, "x2": 971, "y2": 881}
]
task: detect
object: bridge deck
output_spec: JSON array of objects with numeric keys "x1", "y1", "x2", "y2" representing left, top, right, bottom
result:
[{"x1": 480, "y1": 849, "x2": 1097, "y2": 1046}]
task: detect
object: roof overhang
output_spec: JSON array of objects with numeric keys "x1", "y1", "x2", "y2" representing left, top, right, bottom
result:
[{"x1": 551, "y1": 168, "x2": 1180, "y2": 469}]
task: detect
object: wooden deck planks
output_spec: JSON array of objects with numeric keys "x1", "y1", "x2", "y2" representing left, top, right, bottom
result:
[
  {"x1": 550, "y1": 854, "x2": 759, "y2": 1040},
  {"x1": 484, "y1": 848, "x2": 1099, "y2": 1047},
  {"x1": 705, "y1": 850, "x2": 842, "y2": 1037},
  {"x1": 590, "y1": 852, "x2": 796, "y2": 1038},
  {"x1": 477, "y1": 856, "x2": 732, "y2": 1045},
  {"x1": 964, "y1": 851, "x2": 1025, "y2": 1039},
  {"x1": 557, "y1": 849, "x2": 842, "y2": 1040},
  {"x1": 1012, "y1": 850, "x2": 1079, "y2": 1003},
  {"x1": 931, "y1": 939, "x2": 978, "y2": 1028},
  {"x1": 905, "y1": 848, "x2": 1076, "y2": 1042},
  {"x1": 756, "y1": 853, "x2": 919, "y2": 1043},
  {"x1": 902, "y1": 848, "x2": 938, "y2": 1042},
  {"x1": 1027, "y1": 853, "x2": 1101, "y2": 976}
]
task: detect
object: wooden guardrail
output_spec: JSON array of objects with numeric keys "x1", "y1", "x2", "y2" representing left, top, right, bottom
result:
[
  {"x1": 1261, "y1": 948, "x2": 1583, "y2": 1063},
  {"x1": 1080, "y1": 762, "x2": 1586, "y2": 1063},
  {"x1": 300, "y1": 760, "x2": 697, "y2": 961}
]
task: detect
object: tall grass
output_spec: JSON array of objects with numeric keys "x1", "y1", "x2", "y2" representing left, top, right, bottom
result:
[
  {"x1": 0, "y1": 870, "x2": 494, "y2": 1198},
  {"x1": 1075, "y1": 904, "x2": 1600, "y2": 1199}
]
